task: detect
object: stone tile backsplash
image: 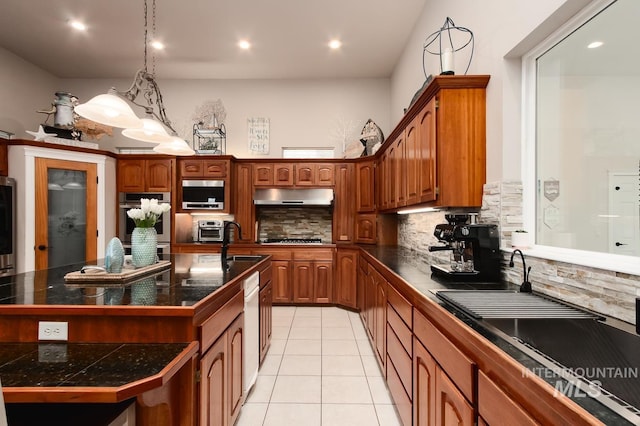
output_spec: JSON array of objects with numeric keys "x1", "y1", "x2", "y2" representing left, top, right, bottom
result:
[
  {"x1": 398, "y1": 180, "x2": 640, "y2": 324},
  {"x1": 257, "y1": 206, "x2": 333, "y2": 243}
]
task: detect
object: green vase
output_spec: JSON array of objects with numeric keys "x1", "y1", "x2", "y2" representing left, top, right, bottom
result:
[
  {"x1": 131, "y1": 227, "x2": 157, "y2": 268},
  {"x1": 131, "y1": 277, "x2": 157, "y2": 305}
]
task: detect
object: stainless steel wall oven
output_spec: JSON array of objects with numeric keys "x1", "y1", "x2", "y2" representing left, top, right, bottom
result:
[{"x1": 0, "y1": 176, "x2": 16, "y2": 277}]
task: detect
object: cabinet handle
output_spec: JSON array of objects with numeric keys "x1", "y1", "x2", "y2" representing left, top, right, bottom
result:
[{"x1": 615, "y1": 242, "x2": 627, "y2": 247}]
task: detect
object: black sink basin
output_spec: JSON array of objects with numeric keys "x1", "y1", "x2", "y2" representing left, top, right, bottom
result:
[{"x1": 226, "y1": 255, "x2": 263, "y2": 262}]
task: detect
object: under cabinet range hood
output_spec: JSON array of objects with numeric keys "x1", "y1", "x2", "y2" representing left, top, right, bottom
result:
[{"x1": 253, "y1": 188, "x2": 334, "y2": 206}]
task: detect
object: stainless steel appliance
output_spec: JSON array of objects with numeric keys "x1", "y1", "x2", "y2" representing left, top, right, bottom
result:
[
  {"x1": 197, "y1": 220, "x2": 224, "y2": 242},
  {"x1": 181, "y1": 180, "x2": 225, "y2": 210},
  {"x1": 428, "y1": 214, "x2": 501, "y2": 281},
  {"x1": 118, "y1": 192, "x2": 171, "y2": 245},
  {"x1": 253, "y1": 188, "x2": 333, "y2": 206},
  {"x1": 0, "y1": 176, "x2": 16, "y2": 277}
]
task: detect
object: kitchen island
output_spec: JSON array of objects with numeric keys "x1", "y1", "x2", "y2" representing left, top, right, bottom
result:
[{"x1": 0, "y1": 253, "x2": 271, "y2": 426}]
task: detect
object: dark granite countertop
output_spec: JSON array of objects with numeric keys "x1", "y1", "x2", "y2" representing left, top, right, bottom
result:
[
  {"x1": 360, "y1": 245, "x2": 640, "y2": 425},
  {"x1": 0, "y1": 253, "x2": 266, "y2": 307}
]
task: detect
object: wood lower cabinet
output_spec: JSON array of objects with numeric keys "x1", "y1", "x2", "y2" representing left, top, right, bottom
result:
[
  {"x1": 436, "y1": 367, "x2": 474, "y2": 426},
  {"x1": 336, "y1": 248, "x2": 358, "y2": 308},
  {"x1": 355, "y1": 214, "x2": 376, "y2": 244},
  {"x1": 413, "y1": 336, "x2": 437, "y2": 426},
  {"x1": 200, "y1": 312, "x2": 244, "y2": 426},
  {"x1": 272, "y1": 260, "x2": 292, "y2": 303},
  {"x1": 292, "y1": 261, "x2": 314, "y2": 303},
  {"x1": 314, "y1": 261, "x2": 333, "y2": 304},
  {"x1": 478, "y1": 371, "x2": 539, "y2": 426},
  {"x1": 259, "y1": 280, "x2": 273, "y2": 365}
]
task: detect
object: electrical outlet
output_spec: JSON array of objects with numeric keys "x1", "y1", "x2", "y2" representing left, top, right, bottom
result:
[{"x1": 38, "y1": 321, "x2": 68, "y2": 341}]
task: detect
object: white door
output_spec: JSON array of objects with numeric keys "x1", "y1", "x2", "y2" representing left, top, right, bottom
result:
[{"x1": 608, "y1": 172, "x2": 639, "y2": 256}]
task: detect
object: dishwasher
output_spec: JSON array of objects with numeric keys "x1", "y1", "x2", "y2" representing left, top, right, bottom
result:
[{"x1": 243, "y1": 272, "x2": 260, "y2": 397}]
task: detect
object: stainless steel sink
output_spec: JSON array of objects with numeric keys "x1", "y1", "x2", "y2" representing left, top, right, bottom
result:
[
  {"x1": 436, "y1": 290, "x2": 600, "y2": 320},
  {"x1": 227, "y1": 255, "x2": 263, "y2": 262}
]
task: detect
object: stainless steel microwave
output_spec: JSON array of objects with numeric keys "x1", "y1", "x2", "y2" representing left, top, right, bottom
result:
[{"x1": 182, "y1": 180, "x2": 225, "y2": 210}]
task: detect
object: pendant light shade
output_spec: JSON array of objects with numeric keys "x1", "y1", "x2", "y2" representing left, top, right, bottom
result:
[
  {"x1": 153, "y1": 137, "x2": 195, "y2": 156},
  {"x1": 122, "y1": 117, "x2": 172, "y2": 143},
  {"x1": 74, "y1": 93, "x2": 143, "y2": 129}
]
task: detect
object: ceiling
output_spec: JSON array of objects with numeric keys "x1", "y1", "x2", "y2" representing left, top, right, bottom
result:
[{"x1": 0, "y1": 0, "x2": 427, "y2": 80}]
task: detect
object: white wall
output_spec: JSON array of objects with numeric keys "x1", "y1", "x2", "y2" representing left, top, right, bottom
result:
[
  {"x1": 60, "y1": 77, "x2": 391, "y2": 157},
  {"x1": 0, "y1": 46, "x2": 59, "y2": 137}
]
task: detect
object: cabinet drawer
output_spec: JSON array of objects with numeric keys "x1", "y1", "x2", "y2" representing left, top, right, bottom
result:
[
  {"x1": 387, "y1": 304, "x2": 412, "y2": 356},
  {"x1": 387, "y1": 356, "x2": 412, "y2": 426},
  {"x1": 253, "y1": 248, "x2": 293, "y2": 261},
  {"x1": 414, "y1": 309, "x2": 475, "y2": 402},
  {"x1": 260, "y1": 264, "x2": 272, "y2": 288},
  {"x1": 387, "y1": 323, "x2": 412, "y2": 398},
  {"x1": 387, "y1": 284, "x2": 412, "y2": 328},
  {"x1": 201, "y1": 291, "x2": 244, "y2": 352},
  {"x1": 478, "y1": 370, "x2": 539, "y2": 426},
  {"x1": 292, "y1": 248, "x2": 333, "y2": 261}
]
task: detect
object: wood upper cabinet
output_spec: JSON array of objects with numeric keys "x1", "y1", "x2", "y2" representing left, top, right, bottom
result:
[
  {"x1": 356, "y1": 160, "x2": 375, "y2": 212},
  {"x1": 418, "y1": 97, "x2": 437, "y2": 203},
  {"x1": 253, "y1": 163, "x2": 293, "y2": 186},
  {"x1": 180, "y1": 158, "x2": 228, "y2": 178},
  {"x1": 118, "y1": 157, "x2": 173, "y2": 192},
  {"x1": 355, "y1": 214, "x2": 376, "y2": 244},
  {"x1": 253, "y1": 163, "x2": 333, "y2": 187},
  {"x1": 335, "y1": 248, "x2": 358, "y2": 309},
  {"x1": 405, "y1": 114, "x2": 420, "y2": 205},
  {"x1": 274, "y1": 164, "x2": 294, "y2": 185},
  {"x1": 295, "y1": 163, "x2": 334, "y2": 186},
  {"x1": 333, "y1": 163, "x2": 354, "y2": 243}
]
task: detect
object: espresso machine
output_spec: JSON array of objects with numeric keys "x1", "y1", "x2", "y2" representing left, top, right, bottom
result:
[{"x1": 428, "y1": 214, "x2": 501, "y2": 281}]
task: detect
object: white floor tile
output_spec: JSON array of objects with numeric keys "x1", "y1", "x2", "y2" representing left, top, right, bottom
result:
[
  {"x1": 361, "y1": 355, "x2": 383, "y2": 377},
  {"x1": 289, "y1": 327, "x2": 322, "y2": 340},
  {"x1": 322, "y1": 355, "x2": 365, "y2": 376},
  {"x1": 279, "y1": 355, "x2": 322, "y2": 376},
  {"x1": 271, "y1": 376, "x2": 322, "y2": 403},
  {"x1": 322, "y1": 376, "x2": 372, "y2": 404},
  {"x1": 321, "y1": 316, "x2": 352, "y2": 328},
  {"x1": 272, "y1": 326, "x2": 291, "y2": 340},
  {"x1": 356, "y1": 338, "x2": 376, "y2": 356},
  {"x1": 273, "y1": 306, "x2": 297, "y2": 315},
  {"x1": 375, "y1": 404, "x2": 403, "y2": 426},
  {"x1": 285, "y1": 339, "x2": 322, "y2": 355},
  {"x1": 273, "y1": 316, "x2": 294, "y2": 327},
  {"x1": 322, "y1": 339, "x2": 359, "y2": 356},
  {"x1": 367, "y1": 375, "x2": 394, "y2": 404},
  {"x1": 246, "y1": 375, "x2": 277, "y2": 403},
  {"x1": 236, "y1": 402, "x2": 268, "y2": 426},
  {"x1": 291, "y1": 316, "x2": 322, "y2": 328},
  {"x1": 322, "y1": 404, "x2": 379, "y2": 426},
  {"x1": 322, "y1": 327, "x2": 355, "y2": 340},
  {"x1": 294, "y1": 307, "x2": 322, "y2": 317},
  {"x1": 263, "y1": 403, "x2": 321, "y2": 426},
  {"x1": 259, "y1": 353, "x2": 282, "y2": 376},
  {"x1": 268, "y1": 338, "x2": 287, "y2": 355}
]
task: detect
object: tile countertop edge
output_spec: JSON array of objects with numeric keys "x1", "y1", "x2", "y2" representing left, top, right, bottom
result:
[{"x1": 358, "y1": 245, "x2": 612, "y2": 426}]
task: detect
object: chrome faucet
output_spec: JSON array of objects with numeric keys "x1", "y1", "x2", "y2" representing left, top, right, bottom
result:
[
  {"x1": 509, "y1": 249, "x2": 532, "y2": 293},
  {"x1": 221, "y1": 221, "x2": 242, "y2": 270}
]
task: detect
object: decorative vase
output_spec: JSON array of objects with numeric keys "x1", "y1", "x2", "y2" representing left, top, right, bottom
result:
[
  {"x1": 131, "y1": 227, "x2": 158, "y2": 268},
  {"x1": 105, "y1": 237, "x2": 125, "y2": 273},
  {"x1": 131, "y1": 277, "x2": 157, "y2": 306},
  {"x1": 104, "y1": 287, "x2": 124, "y2": 305}
]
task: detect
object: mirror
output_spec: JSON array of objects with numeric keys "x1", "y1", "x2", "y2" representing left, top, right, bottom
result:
[{"x1": 534, "y1": 0, "x2": 640, "y2": 257}]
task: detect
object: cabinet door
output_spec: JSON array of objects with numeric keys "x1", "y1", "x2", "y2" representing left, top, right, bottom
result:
[
  {"x1": 435, "y1": 367, "x2": 475, "y2": 426},
  {"x1": 145, "y1": 158, "x2": 172, "y2": 192},
  {"x1": 0, "y1": 141, "x2": 8, "y2": 176},
  {"x1": 356, "y1": 160, "x2": 375, "y2": 212},
  {"x1": 228, "y1": 314, "x2": 244, "y2": 426},
  {"x1": 272, "y1": 260, "x2": 291, "y2": 303},
  {"x1": 364, "y1": 265, "x2": 376, "y2": 340},
  {"x1": 357, "y1": 257, "x2": 367, "y2": 317},
  {"x1": 333, "y1": 163, "x2": 354, "y2": 242},
  {"x1": 418, "y1": 97, "x2": 437, "y2": 203},
  {"x1": 314, "y1": 261, "x2": 333, "y2": 304},
  {"x1": 234, "y1": 163, "x2": 255, "y2": 242},
  {"x1": 394, "y1": 133, "x2": 407, "y2": 207},
  {"x1": 259, "y1": 281, "x2": 273, "y2": 364},
  {"x1": 253, "y1": 163, "x2": 274, "y2": 186},
  {"x1": 295, "y1": 163, "x2": 315, "y2": 186},
  {"x1": 478, "y1": 370, "x2": 539, "y2": 426},
  {"x1": 413, "y1": 337, "x2": 437, "y2": 426},
  {"x1": 293, "y1": 261, "x2": 314, "y2": 303},
  {"x1": 274, "y1": 164, "x2": 294, "y2": 185},
  {"x1": 180, "y1": 159, "x2": 205, "y2": 178},
  {"x1": 203, "y1": 159, "x2": 228, "y2": 178},
  {"x1": 374, "y1": 272, "x2": 387, "y2": 369},
  {"x1": 336, "y1": 249, "x2": 357, "y2": 308},
  {"x1": 316, "y1": 163, "x2": 335, "y2": 186},
  {"x1": 200, "y1": 334, "x2": 227, "y2": 426},
  {"x1": 387, "y1": 142, "x2": 398, "y2": 209},
  {"x1": 405, "y1": 116, "x2": 420, "y2": 205},
  {"x1": 355, "y1": 214, "x2": 377, "y2": 244},
  {"x1": 118, "y1": 159, "x2": 145, "y2": 192}
]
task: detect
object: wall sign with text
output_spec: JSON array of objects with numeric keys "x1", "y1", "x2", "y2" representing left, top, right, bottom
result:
[{"x1": 248, "y1": 117, "x2": 270, "y2": 154}]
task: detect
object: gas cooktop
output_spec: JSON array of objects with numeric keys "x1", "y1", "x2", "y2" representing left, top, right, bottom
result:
[{"x1": 262, "y1": 238, "x2": 323, "y2": 244}]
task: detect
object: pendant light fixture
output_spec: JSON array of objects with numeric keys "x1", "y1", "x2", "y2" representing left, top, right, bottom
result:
[
  {"x1": 75, "y1": 0, "x2": 179, "y2": 147},
  {"x1": 153, "y1": 136, "x2": 195, "y2": 156}
]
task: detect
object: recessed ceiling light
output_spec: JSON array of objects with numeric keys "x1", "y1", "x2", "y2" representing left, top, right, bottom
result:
[
  {"x1": 328, "y1": 39, "x2": 342, "y2": 49},
  {"x1": 588, "y1": 41, "x2": 603, "y2": 49},
  {"x1": 151, "y1": 40, "x2": 165, "y2": 50},
  {"x1": 238, "y1": 40, "x2": 251, "y2": 50},
  {"x1": 70, "y1": 20, "x2": 87, "y2": 31}
]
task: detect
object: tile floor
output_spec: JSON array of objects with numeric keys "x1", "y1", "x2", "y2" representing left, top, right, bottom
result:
[{"x1": 236, "y1": 306, "x2": 403, "y2": 426}]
